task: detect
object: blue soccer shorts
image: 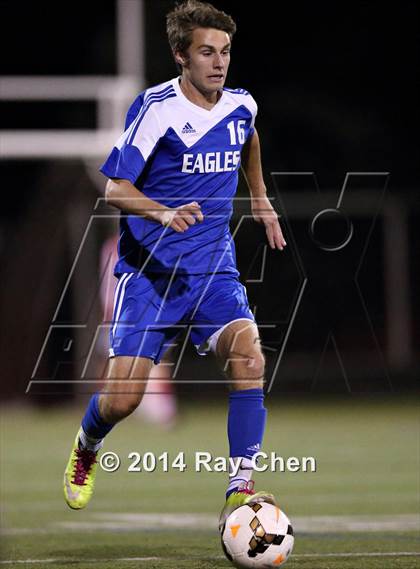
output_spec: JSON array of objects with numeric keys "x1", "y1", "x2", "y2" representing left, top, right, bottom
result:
[{"x1": 109, "y1": 271, "x2": 255, "y2": 363}]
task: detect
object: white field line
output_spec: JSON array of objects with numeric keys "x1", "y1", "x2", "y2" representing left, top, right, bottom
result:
[
  {"x1": 1, "y1": 552, "x2": 420, "y2": 565},
  {"x1": 1, "y1": 513, "x2": 419, "y2": 536},
  {"x1": 63, "y1": 512, "x2": 420, "y2": 533}
]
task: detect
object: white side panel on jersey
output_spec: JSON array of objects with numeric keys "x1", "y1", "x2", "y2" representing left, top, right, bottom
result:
[
  {"x1": 112, "y1": 82, "x2": 176, "y2": 161},
  {"x1": 114, "y1": 106, "x2": 162, "y2": 161}
]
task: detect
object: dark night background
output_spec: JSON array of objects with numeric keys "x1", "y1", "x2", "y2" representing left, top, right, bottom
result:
[{"x1": 0, "y1": 1, "x2": 419, "y2": 399}]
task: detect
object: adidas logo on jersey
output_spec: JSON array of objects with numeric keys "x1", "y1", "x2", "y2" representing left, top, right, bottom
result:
[{"x1": 181, "y1": 122, "x2": 196, "y2": 134}]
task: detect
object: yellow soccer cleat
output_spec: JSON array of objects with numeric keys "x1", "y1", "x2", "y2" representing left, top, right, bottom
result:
[
  {"x1": 63, "y1": 429, "x2": 99, "y2": 510},
  {"x1": 219, "y1": 480, "x2": 277, "y2": 533}
]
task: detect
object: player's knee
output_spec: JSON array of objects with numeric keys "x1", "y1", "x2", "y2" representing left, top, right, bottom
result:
[
  {"x1": 250, "y1": 351, "x2": 265, "y2": 378},
  {"x1": 230, "y1": 350, "x2": 265, "y2": 381}
]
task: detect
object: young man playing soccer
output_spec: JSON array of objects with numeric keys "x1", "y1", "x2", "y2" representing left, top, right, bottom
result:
[{"x1": 63, "y1": 0, "x2": 286, "y2": 531}]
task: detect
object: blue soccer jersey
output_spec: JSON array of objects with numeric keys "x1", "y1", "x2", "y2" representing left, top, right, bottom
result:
[{"x1": 100, "y1": 76, "x2": 258, "y2": 276}]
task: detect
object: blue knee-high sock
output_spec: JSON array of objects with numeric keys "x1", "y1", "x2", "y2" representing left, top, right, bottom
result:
[
  {"x1": 227, "y1": 388, "x2": 267, "y2": 497},
  {"x1": 81, "y1": 394, "x2": 114, "y2": 440}
]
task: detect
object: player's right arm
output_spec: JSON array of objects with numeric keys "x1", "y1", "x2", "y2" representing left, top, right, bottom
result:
[{"x1": 105, "y1": 178, "x2": 203, "y2": 233}]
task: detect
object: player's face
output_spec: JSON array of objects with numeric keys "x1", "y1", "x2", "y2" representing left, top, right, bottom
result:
[{"x1": 178, "y1": 28, "x2": 231, "y2": 95}]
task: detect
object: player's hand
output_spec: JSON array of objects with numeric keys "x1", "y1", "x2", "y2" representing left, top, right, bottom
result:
[
  {"x1": 160, "y1": 201, "x2": 204, "y2": 233},
  {"x1": 251, "y1": 196, "x2": 286, "y2": 250}
]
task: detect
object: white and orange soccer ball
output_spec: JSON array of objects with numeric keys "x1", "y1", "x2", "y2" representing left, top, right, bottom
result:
[{"x1": 221, "y1": 502, "x2": 294, "y2": 568}]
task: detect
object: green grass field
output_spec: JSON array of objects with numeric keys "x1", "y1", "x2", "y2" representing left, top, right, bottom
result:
[{"x1": 1, "y1": 396, "x2": 419, "y2": 568}]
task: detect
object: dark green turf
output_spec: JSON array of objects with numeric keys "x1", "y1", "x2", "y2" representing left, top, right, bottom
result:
[
  {"x1": 1, "y1": 397, "x2": 419, "y2": 568},
  {"x1": 1, "y1": 531, "x2": 419, "y2": 568}
]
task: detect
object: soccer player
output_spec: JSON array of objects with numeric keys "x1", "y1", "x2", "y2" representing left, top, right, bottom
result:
[{"x1": 64, "y1": 0, "x2": 286, "y2": 531}]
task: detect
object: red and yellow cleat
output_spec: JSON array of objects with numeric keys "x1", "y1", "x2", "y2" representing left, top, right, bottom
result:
[{"x1": 63, "y1": 429, "x2": 98, "y2": 510}]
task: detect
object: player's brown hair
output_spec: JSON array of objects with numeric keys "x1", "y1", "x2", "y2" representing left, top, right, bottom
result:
[{"x1": 166, "y1": 0, "x2": 237, "y2": 56}]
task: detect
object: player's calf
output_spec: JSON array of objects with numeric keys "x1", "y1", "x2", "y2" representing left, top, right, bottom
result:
[{"x1": 99, "y1": 392, "x2": 143, "y2": 423}]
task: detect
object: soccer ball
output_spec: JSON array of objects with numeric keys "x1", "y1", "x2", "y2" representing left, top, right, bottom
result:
[{"x1": 221, "y1": 502, "x2": 294, "y2": 568}]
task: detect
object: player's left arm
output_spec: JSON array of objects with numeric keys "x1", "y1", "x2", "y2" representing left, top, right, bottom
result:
[{"x1": 241, "y1": 128, "x2": 286, "y2": 251}]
